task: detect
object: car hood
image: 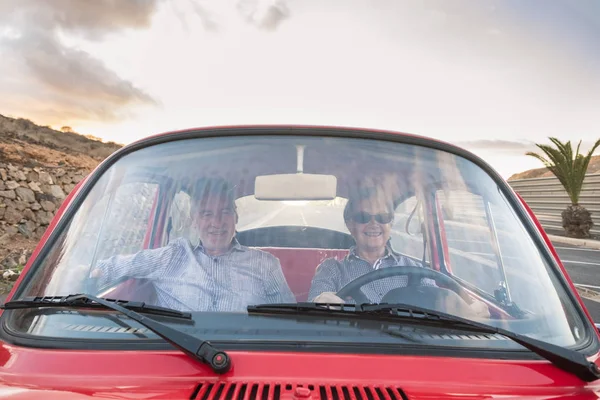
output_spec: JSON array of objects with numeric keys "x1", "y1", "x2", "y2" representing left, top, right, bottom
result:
[{"x1": 2, "y1": 343, "x2": 600, "y2": 400}]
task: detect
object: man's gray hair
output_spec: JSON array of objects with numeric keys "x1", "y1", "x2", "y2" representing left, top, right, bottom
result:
[{"x1": 191, "y1": 177, "x2": 237, "y2": 212}]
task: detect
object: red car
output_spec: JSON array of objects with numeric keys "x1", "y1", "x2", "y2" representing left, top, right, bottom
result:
[{"x1": 1, "y1": 126, "x2": 599, "y2": 399}]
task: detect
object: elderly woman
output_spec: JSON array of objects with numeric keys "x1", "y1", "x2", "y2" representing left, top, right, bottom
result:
[{"x1": 307, "y1": 184, "x2": 490, "y2": 318}]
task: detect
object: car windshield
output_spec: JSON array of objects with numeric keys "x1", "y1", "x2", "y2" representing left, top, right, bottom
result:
[{"x1": 10, "y1": 134, "x2": 587, "y2": 348}]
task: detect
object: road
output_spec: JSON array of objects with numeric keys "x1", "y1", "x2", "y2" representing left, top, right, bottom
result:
[{"x1": 554, "y1": 243, "x2": 600, "y2": 322}]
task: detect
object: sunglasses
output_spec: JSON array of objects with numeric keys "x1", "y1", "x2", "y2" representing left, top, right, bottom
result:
[{"x1": 350, "y1": 211, "x2": 394, "y2": 224}]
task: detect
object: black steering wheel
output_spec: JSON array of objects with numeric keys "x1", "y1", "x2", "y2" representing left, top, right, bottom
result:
[{"x1": 336, "y1": 265, "x2": 468, "y2": 305}]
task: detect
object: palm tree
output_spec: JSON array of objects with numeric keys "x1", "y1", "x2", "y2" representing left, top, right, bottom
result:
[{"x1": 526, "y1": 138, "x2": 600, "y2": 238}]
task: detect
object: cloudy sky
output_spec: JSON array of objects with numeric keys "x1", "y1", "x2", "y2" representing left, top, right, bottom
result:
[{"x1": 1, "y1": 0, "x2": 599, "y2": 178}]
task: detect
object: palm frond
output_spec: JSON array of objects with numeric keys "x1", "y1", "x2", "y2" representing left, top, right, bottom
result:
[{"x1": 526, "y1": 137, "x2": 599, "y2": 205}]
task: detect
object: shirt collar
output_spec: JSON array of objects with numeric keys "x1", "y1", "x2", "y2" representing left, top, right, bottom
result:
[
  {"x1": 348, "y1": 243, "x2": 400, "y2": 263},
  {"x1": 195, "y1": 237, "x2": 245, "y2": 255}
]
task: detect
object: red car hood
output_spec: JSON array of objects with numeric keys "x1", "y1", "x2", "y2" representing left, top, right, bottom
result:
[{"x1": 1, "y1": 344, "x2": 600, "y2": 399}]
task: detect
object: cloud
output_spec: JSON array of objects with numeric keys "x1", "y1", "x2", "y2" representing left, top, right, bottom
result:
[
  {"x1": 0, "y1": 0, "x2": 294, "y2": 125},
  {"x1": 0, "y1": 0, "x2": 160, "y2": 38},
  {"x1": 457, "y1": 139, "x2": 600, "y2": 158},
  {"x1": 0, "y1": 0, "x2": 161, "y2": 125},
  {"x1": 457, "y1": 140, "x2": 536, "y2": 154},
  {"x1": 237, "y1": 0, "x2": 290, "y2": 31}
]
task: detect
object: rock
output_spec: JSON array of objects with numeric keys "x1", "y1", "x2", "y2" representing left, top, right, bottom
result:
[
  {"x1": 4, "y1": 207, "x2": 23, "y2": 225},
  {"x1": 63, "y1": 184, "x2": 75, "y2": 194},
  {"x1": 9, "y1": 169, "x2": 27, "y2": 181},
  {"x1": 0, "y1": 181, "x2": 4, "y2": 191},
  {"x1": 4, "y1": 225, "x2": 18, "y2": 235},
  {"x1": 0, "y1": 233, "x2": 10, "y2": 246},
  {"x1": 49, "y1": 185, "x2": 65, "y2": 199},
  {"x1": 60, "y1": 175, "x2": 72, "y2": 185},
  {"x1": 72, "y1": 174, "x2": 85, "y2": 184},
  {"x1": 27, "y1": 171, "x2": 39, "y2": 182},
  {"x1": 30, "y1": 202, "x2": 42, "y2": 211},
  {"x1": 13, "y1": 200, "x2": 28, "y2": 211},
  {"x1": 5, "y1": 181, "x2": 19, "y2": 190},
  {"x1": 34, "y1": 226, "x2": 46, "y2": 239},
  {"x1": 18, "y1": 253, "x2": 27, "y2": 265},
  {"x1": 0, "y1": 169, "x2": 7, "y2": 181},
  {"x1": 23, "y1": 208, "x2": 36, "y2": 221},
  {"x1": 40, "y1": 184, "x2": 53, "y2": 195},
  {"x1": 2, "y1": 266, "x2": 17, "y2": 276},
  {"x1": 36, "y1": 211, "x2": 53, "y2": 225},
  {"x1": 18, "y1": 224, "x2": 31, "y2": 238},
  {"x1": 28, "y1": 182, "x2": 41, "y2": 193},
  {"x1": 0, "y1": 207, "x2": 4, "y2": 220},
  {"x1": 35, "y1": 191, "x2": 55, "y2": 203},
  {"x1": 53, "y1": 168, "x2": 66, "y2": 178},
  {"x1": 18, "y1": 221, "x2": 36, "y2": 238},
  {"x1": 38, "y1": 171, "x2": 53, "y2": 185},
  {"x1": 15, "y1": 187, "x2": 36, "y2": 203},
  {"x1": 0, "y1": 190, "x2": 16, "y2": 200},
  {"x1": 40, "y1": 200, "x2": 56, "y2": 212}
]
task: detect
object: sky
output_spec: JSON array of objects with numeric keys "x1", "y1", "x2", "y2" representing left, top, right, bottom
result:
[{"x1": 1, "y1": 0, "x2": 599, "y2": 178}]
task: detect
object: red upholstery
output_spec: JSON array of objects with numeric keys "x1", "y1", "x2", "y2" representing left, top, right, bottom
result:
[{"x1": 259, "y1": 247, "x2": 349, "y2": 302}]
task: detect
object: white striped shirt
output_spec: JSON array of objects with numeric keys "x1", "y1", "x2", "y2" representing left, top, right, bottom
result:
[{"x1": 95, "y1": 237, "x2": 295, "y2": 312}]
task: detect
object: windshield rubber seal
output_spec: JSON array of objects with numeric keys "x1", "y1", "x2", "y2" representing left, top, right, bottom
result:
[{"x1": 3, "y1": 126, "x2": 597, "y2": 355}]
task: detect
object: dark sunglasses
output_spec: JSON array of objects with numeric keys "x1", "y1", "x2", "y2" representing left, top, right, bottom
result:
[{"x1": 351, "y1": 211, "x2": 394, "y2": 224}]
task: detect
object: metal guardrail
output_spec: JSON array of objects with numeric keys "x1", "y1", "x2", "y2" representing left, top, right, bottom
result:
[{"x1": 509, "y1": 173, "x2": 600, "y2": 236}]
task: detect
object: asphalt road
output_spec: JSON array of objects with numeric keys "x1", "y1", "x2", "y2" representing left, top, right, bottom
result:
[{"x1": 554, "y1": 243, "x2": 600, "y2": 322}]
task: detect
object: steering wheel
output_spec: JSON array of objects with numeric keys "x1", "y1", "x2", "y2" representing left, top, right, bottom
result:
[{"x1": 336, "y1": 265, "x2": 468, "y2": 305}]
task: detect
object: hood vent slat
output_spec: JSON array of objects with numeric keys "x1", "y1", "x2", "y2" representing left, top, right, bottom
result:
[{"x1": 191, "y1": 382, "x2": 407, "y2": 400}]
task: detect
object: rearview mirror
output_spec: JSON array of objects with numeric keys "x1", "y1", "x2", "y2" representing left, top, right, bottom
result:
[{"x1": 255, "y1": 173, "x2": 337, "y2": 201}]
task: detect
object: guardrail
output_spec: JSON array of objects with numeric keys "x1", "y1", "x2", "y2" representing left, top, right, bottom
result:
[{"x1": 508, "y1": 173, "x2": 600, "y2": 236}]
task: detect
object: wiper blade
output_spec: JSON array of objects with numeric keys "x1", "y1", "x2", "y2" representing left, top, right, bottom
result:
[
  {"x1": 2, "y1": 294, "x2": 231, "y2": 374},
  {"x1": 3, "y1": 295, "x2": 191, "y2": 319},
  {"x1": 248, "y1": 302, "x2": 600, "y2": 382}
]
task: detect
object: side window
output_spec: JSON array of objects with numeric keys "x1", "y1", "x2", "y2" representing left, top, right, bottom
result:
[
  {"x1": 167, "y1": 190, "x2": 193, "y2": 244},
  {"x1": 436, "y1": 190, "x2": 502, "y2": 294},
  {"x1": 390, "y1": 196, "x2": 426, "y2": 261},
  {"x1": 89, "y1": 182, "x2": 159, "y2": 262}
]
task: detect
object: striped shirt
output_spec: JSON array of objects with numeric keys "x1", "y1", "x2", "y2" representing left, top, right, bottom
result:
[
  {"x1": 308, "y1": 245, "x2": 435, "y2": 304},
  {"x1": 95, "y1": 237, "x2": 295, "y2": 312}
]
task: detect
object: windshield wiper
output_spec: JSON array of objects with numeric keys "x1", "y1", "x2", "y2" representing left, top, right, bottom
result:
[
  {"x1": 248, "y1": 302, "x2": 600, "y2": 382},
  {"x1": 1, "y1": 294, "x2": 231, "y2": 374},
  {"x1": 3, "y1": 295, "x2": 192, "y2": 319}
]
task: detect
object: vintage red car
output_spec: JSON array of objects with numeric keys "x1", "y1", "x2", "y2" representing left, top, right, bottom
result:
[{"x1": 1, "y1": 126, "x2": 599, "y2": 399}]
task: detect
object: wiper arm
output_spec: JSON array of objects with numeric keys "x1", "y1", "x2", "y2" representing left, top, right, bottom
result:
[
  {"x1": 2, "y1": 294, "x2": 231, "y2": 374},
  {"x1": 248, "y1": 302, "x2": 600, "y2": 382}
]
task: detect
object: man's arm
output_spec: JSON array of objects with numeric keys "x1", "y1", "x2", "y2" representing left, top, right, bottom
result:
[
  {"x1": 93, "y1": 240, "x2": 184, "y2": 289},
  {"x1": 262, "y1": 254, "x2": 295, "y2": 303}
]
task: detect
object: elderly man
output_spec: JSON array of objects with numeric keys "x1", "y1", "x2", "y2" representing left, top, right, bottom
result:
[
  {"x1": 93, "y1": 177, "x2": 295, "y2": 312},
  {"x1": 308, "y1": 184, "x2": 490, "y2": 318}
]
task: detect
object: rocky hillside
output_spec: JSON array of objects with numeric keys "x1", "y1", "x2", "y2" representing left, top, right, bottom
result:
[
  {"x1": 0, "y1": 114, "x2": 122, "y2": 295},
  {"x1": 509, "y1": 155, "x2": 600, "y2": 181}
]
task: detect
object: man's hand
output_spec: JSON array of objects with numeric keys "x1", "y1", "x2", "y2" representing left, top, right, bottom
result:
[
  {"x1": 312, "y1": 292, "x2": 345, "y2": 304},
  {"x1": 89, "y1": 268, "x2": 103, "y2": 278}
]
